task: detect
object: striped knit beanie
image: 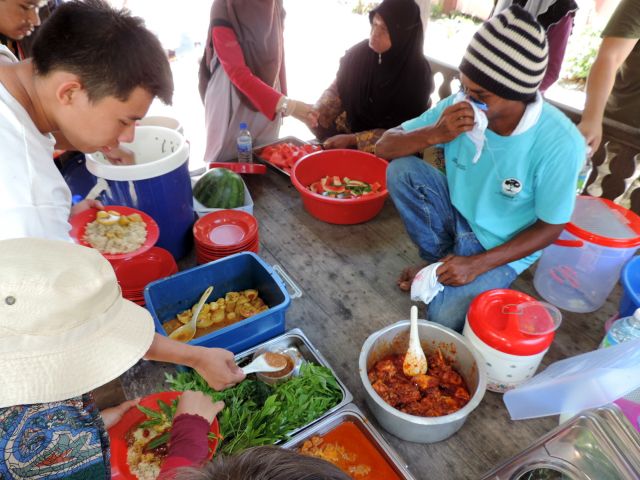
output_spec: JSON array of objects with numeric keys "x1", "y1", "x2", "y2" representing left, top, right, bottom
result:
[{"x1": 459, "y1": 5, "x2": 548, "y2": 102}]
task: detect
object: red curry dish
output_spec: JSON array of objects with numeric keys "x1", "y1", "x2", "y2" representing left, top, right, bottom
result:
[{"x1": 368, "y1": 350, "x2": 471, "y2": 417}]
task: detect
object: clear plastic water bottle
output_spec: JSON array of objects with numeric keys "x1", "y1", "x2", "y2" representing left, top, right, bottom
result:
[
  {"x1": 576, "y1": 155, "x2": 593, "y2": 195},
  {"x1": 601, "y1": 308, "x2": 640, "y2": 348},
  {"x1": 237, "y1": 122, "x2": 253, "y2": 163}
]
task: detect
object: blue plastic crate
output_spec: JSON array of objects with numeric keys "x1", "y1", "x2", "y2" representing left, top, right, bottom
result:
[{"x1": 144, "y1": 252, "x2": 291, "y2": 353}]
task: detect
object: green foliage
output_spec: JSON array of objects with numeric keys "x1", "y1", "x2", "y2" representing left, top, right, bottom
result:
[
  {"x1": 351, "y1": 0, "x2": 379, "y2": 15},
  {"x1": 561, "y1": 25, "x2": 601, "y2": 85},
  {"x1": 165, "y1": 363, "x2": 343, "y2": 455}
]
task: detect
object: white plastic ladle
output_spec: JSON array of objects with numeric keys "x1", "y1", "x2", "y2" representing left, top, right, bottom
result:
[
  {"x1": 403, "y1": 305, "x2": 428, "y2": 376},
  {"x1": 168, "y1": 286, "x2": 213, "y2": 343},
  {"x1": 242, "y1": 352, "x2": 288, "y2": 375}
]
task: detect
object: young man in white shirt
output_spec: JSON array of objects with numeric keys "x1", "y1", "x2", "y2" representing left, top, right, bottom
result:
[{"x1": 0, "y1": 0, "x2": 174, "y2": 241}]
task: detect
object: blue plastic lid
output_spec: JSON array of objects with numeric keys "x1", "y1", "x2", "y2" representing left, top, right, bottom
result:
[{"x1": 240, "y1": 122, "x2": 248, "y2": 130}]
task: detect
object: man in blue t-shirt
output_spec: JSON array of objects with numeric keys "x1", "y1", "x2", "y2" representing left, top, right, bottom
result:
[{"x1": 376, "y1": 5, "x2": 585, "y2": 332}]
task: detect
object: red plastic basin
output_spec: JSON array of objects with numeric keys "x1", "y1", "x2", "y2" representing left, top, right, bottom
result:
[{"x1": 290, "y1": 149, "x2": 389, "y2": 224}]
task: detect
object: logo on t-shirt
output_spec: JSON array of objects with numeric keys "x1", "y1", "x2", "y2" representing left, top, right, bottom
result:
[{"x1": 501, "y1": 178, "x2": 522, "y2": 197}]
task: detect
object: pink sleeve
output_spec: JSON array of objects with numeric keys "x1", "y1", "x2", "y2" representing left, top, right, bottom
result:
[
  {"x1": 157, "y1": 414, "x2": 212, "y2": 479},
  {"x1": 213, "y1": 26, "x2": 282, "y2": 119},
  {"x1": 540, "y1": 14, "x2": 574, "y2": 92}
]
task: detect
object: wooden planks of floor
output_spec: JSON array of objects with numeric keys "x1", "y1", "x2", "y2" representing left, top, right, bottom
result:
[{"x1": 95, "y1": 169, "x2": 622, "y2": 479}]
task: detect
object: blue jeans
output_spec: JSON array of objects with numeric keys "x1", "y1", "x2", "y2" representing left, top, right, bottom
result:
[{"x1": 387, "y1": 156, "x2": 518, "y2": 332}]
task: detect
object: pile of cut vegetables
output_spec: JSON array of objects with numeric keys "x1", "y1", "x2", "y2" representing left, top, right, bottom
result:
[{"x1": 307, "y1": 176, "x2": 383, "y2": 199}]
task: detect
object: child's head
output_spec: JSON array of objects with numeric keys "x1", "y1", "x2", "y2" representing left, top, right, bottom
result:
[
  {"x1": 30, "y1": 0, "x2": 173, "y2": 152},
  {"x1": 0, "y1": 238, "x2": 156, "y2": 408},
  {"x1": 0, "y1": 0, "x2": 45, "y2": 40},
  {"x1": 175, "y1": 446, "x2": 351, "y2": 480}
]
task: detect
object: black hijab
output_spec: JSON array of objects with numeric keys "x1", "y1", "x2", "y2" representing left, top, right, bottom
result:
[{"x1": 336, "y1": 0, "x2": 433, "y2": 132}]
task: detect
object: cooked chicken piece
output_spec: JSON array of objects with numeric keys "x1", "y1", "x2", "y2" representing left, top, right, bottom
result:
[{"x1": 412, "y1": 374, "x2": 439, "y2": 392}]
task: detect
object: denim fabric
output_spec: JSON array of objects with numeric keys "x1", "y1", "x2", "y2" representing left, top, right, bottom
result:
[{"x1": 387, "y1": 156, "x2": 518, "y2": 332}]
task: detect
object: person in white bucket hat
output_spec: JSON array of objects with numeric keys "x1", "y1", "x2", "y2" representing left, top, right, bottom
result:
[{"x1": 0, "y1": 238, "x2": 243, "y2": 479}]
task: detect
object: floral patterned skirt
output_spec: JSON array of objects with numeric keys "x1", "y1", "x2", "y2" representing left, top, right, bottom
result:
[{"x1": 0, "y1": 394, "x2": 110, "y2": 480}]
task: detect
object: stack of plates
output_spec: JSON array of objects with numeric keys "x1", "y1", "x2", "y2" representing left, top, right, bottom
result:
[
  {"x1": 112, "y1": 247, "x2": 178, "y2": 306},
  {"x1": 194, "y1": 210, "x2": 259, "y2": 264}
]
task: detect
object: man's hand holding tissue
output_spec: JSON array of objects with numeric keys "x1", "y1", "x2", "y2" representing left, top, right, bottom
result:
[{"x1": 432, "y1": 102, "x2": 475, "y2": 144}]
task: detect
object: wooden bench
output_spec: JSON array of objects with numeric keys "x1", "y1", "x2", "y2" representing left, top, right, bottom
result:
[{"x1": 427, "y1": 56, "x2": 640, "y2": 214}]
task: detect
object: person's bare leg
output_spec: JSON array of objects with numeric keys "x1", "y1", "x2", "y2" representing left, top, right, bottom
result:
[{"x1": 397, "y1": 263, "x2": 429, "y2": 291}]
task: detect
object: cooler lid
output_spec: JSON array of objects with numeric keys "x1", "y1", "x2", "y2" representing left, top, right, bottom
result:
[
  {"x1": 467, "y1": 289, "x2": 558, "y2": 356},
  {"x1": 566, "y1": 196, "x2": 640, "y2": 248}
]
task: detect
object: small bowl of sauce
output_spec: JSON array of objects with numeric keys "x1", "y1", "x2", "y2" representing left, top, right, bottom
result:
[{"x1": 253, "y1": 347, "x2": 301, "y2": 385}]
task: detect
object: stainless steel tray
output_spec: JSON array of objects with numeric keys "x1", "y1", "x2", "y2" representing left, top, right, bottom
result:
[
  {"x1": 234, "y1": 328, "x2": 354, "y2": 439},
  {"x1": 281, "y1": 403, "x2": 416, "y2": 480},
  {"x1": 482, "y1": 404, "x2": 640, "y2": 480},
  {"x1": 253, "y1": 136, "x2": 310, "y2": 176}
]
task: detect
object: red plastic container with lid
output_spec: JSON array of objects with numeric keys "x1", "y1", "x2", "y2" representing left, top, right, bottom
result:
[{"x1": 463, "y1": 289, "x2": 561, "y2": 393}]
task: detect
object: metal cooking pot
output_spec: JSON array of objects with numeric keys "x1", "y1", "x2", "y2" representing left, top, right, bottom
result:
[{"x1": 359, "y1": 320, "x2": 487, "y2": 443}]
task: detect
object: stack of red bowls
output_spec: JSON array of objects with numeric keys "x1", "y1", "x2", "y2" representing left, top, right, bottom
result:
[
  {"x1": 111, "y1": 247, "x2": 178, "y2": 306},
  {"x1": 193, "y1": 210, "x2": 259, "y2": 264}
]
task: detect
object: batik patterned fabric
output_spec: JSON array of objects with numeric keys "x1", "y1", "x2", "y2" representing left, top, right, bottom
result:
[{"x1": 0, "y1": 394, "x2": 110, "y2": 480}]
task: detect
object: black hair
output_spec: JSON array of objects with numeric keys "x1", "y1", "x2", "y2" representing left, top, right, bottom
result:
[
  {"x1": 174, "y1": 446, "x2": 351, "y2": 480},
  {"x1": 31, "y1": 0, "x2": 173, "y2": 104}
]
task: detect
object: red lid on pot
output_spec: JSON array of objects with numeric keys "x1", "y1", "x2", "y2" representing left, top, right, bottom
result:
[{"x1": 467, "y1": 289, "x2": 559, "y2": 356}]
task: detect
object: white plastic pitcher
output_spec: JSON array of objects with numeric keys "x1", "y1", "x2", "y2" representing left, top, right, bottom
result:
[{"x1": 534, "y1": 197, "x2": 640, "y2": 313}]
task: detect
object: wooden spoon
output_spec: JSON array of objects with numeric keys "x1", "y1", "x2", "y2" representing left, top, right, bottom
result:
[
  {"x1": 168, "y1": 286, "x2": 213, "y2": 343},
  {"x1": 403, "y1": 305, "x2": 428, "y2": 377}
]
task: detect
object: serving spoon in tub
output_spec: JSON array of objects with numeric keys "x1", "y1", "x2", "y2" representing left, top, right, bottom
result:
[
  {"x1": 403, "y1": 305, "x2": 428, "y2": 376},
  {"x1": 242, "y1": 352, "x2": 289, "y2": 375},
  {"x1": 168, "y1": 286, "x2": 213, "y2": 343}
]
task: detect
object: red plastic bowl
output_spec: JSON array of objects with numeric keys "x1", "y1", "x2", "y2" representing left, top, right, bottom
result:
[
  {"x1": 290, "y1": 149, "x2": 389, "y2": 224},
  {"x1": 108, "y1": 391, "x2": 220, "y2": 480},
  {"x1": 113, "y1": 247, "x2": 178, "y2": 292},
  {"x1": 69, "y1": 206, "x2": 160, "y2": 261}
]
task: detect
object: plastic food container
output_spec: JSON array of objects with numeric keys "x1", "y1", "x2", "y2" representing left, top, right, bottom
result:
[
  {"x1": 86, "y1": 126, "x2": 194, "y2": 259},
  {"x1": 137, "y1": 115, "x2": 183, "y2": 134},
  {"x1": 619, "y1": 255, "x2": 640, "y2": 317},
  {"x1": 144, "y1": 252, "x2": 294, "y2": 352},
  {"x1": 192, "y1": 179, "x2": 253, "y2": 218},
  {"x1": 359, "y1": 320, "x2": 486, "y2": 443},
  {"x1": 282, "y1": 404, "x2": 416, "y2": 480},
  {"x1": 463, "y1": 289, "x2": 561, "y2": 393},
  {"x1": 534, "y1": 196, "x2": 640, "y2": 313},
  {"x1": 290, "y1": 149, "x2": 389, "y2": 225}
]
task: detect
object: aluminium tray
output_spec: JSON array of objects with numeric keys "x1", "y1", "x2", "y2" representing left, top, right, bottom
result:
[
  {"x1": 481, "y1": 404, "x2": 640, "y2": 479},
  {"x1": 253, "y1": 136, "x2": 311, "y2": 176},
  {"x1": 234, "y1": 327, "x2": 354, "y2": 439},
  {"x1": 281, "y1": 403, "x2": 416, "y2": 480}
]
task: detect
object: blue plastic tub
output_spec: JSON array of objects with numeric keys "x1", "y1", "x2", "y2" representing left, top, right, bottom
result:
[
  {"x1": 86, "y1": 126, "x2": 194, "y2": 260},
  {"x1": 144, "y1": 252, "x2": 291, "y2": 352},
  {"x1": 619, "y1": 256, "x2": 640, "y2": 317}
]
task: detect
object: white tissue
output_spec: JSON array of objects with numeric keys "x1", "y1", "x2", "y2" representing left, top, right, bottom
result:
[
  {"x1": 410, "y1": 262, "x2": 444, "y2": 304},
  {"x1": 454, "y1": 92, "x2": 488, "y2": 164}
]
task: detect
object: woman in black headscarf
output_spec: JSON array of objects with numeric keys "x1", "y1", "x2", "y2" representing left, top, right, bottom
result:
[{"x1": 311, "y1": 0, "x2": 433, "y2": 153}]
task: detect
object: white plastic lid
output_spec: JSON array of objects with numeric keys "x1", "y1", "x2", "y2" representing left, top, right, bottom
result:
[
  {"x1": 571, "y1": 196, "x2": 636, "y2": 240},
  {"x1": 503, "y1": 337, "x2": 640, "y2": 420},
  {"x1": 86, "y1": 126, "x2": 189, "y2": 181}
]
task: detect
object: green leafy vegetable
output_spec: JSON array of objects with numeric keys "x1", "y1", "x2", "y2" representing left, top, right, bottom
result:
[{"x1": 165, "y1": 363, "x2": 342, "y2": 455}]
